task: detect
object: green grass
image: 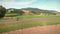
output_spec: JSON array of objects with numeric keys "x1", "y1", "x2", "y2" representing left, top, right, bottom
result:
[
  {"x1": 0, "y1": 20, "x2": 60, "y2": 33},
  {"x1": 5, "y1": 13, "x2": 20, "y2": 17},
  {"x1": 1, "y1": 13, "x2": 60, "y2": 20},
  {"x1": 18, "y1": 15, "x2": 60, "y2": 18},
  {"x1": 1, "y1": 15, "x2": 60, "y2": 20},
  {"x1": 0, "y1": 15, "x2": 60, "y2": 33}
]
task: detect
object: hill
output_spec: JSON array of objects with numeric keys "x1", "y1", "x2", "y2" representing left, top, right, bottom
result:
[
  {"x1": 7, "y1": 8, "x2": 58, "y2": 15},
  {"x1": 21, "y1": 8, "x2": 58, "y2": 15}
]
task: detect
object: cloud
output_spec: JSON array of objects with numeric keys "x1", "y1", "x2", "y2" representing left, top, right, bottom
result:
[
  {"x1": 0, "y1": 0, "x2": 14, "y2": 2},
  {"x1": 14, "y1": 0, "x2": 37, "y2": 5},
  {"x1": 0, "y1": 0, "x2": 37, "y2": 6}
]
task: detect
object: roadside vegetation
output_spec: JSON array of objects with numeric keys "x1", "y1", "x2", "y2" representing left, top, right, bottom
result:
[{"x1": 0, "y1": 19, "x2": 60, "y2": 33}]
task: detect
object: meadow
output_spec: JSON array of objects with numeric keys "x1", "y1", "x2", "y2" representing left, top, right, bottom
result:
[
  {"x1": 0, "y1": 13, "x2": 60, "y2": 33},
  {"x1": 1, "y1": 13, "x2": 60, "y2": 20},
  {"x1": 0, "y1": 17, "x2": 60, "y2": 33}
]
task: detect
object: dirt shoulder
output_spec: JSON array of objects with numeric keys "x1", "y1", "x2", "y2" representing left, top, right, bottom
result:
[{"x1": 2, "y1": 24, "x2": 60, "y2": 34}]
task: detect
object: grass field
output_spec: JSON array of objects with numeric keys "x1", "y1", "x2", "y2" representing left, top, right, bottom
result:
[
  {"x1": 1, "y1": 15, "x2": 60, "y2": 20},
  {"x1": 0, "y1": 19, "x2": 60, "y2": 33},
  {"x1": 0, "y1": 14, "x2": 60, "y2": 33}
]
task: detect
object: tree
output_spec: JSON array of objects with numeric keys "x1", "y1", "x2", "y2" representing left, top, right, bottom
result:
[{"x1": 0, "y1": 5, "x2": 6, "y2": 18}]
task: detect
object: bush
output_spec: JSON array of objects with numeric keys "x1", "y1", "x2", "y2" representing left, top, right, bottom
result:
[{"x1": 0, "y1": 5, "x2": 6, "y2": 18}]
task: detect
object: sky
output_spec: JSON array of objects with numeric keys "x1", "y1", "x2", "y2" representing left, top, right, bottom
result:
[{"x1": 0, "y1": 0, "x2": 60, "y2": 12}]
